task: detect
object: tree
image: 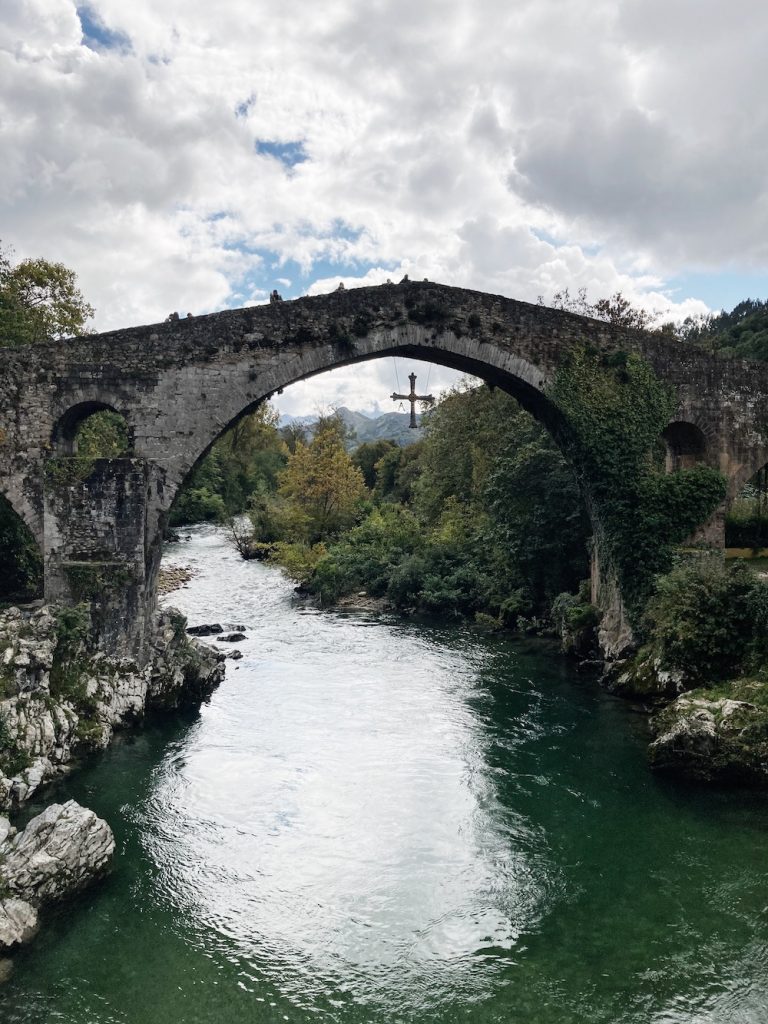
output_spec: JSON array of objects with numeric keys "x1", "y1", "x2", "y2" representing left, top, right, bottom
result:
[
  {"x1": 544, "y1": 286, "x2": 657, "y2": 331},
  {"x1": 0, "y1": 243, "x2": 94, "y2": 345},
  {"x1": 278, "y1": 420, "x2": 367, "y2": 542},
  {"x1": 352, "y1": 439, "x2": 397, "y2": 489},
  {"x1": 75, "y1": 411, "x2": 131, "y2": 458},
  {"x1": 415, "y1": 382, "x2": 590, "y2": 608},
  {"x1": 280, "y1": 421, "x2": 309, "y2": 453}
]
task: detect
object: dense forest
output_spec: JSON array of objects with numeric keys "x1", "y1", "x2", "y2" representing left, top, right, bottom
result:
[
  {"x1": 686, "y1": 298, "x2": 768, "y2": 361},
  {"x1": 163, "y1": 367, "x2": 768, "y2": 692}
]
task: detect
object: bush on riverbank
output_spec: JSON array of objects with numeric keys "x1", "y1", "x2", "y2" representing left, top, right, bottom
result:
[{"x1": 640, "y1": 558, "x2": 768, "y2": 684}]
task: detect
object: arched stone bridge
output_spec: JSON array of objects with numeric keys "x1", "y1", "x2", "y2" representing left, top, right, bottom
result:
[{"x1": 2, "y1": 280, "x2": 768, "y2": 655}]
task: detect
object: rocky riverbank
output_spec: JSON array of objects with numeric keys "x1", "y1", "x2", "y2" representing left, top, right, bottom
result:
[
  {"x1": 158, "y1": 564, "x2": 198, "y2": 595},
  {"x1": 0, "y1": 601, "x2": 225, "y2": 962},
  {"x1": 0, "y1": 603, "x2": 225, "y2": 809},
  {"x1": 598, "y1": 645, "x2": 768, "y2": 786}
]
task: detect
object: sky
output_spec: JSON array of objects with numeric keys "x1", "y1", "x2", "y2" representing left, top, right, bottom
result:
[{"x1": 1, "y1": 1, "x2": 767, "y2": 416}]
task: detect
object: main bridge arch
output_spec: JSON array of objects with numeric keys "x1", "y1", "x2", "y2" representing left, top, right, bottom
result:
[
  {"x1": 153, "y1": 321, "x2": 562, "y2": 516},
  {"x1": 3, "y1": 279, "x2": 768, "y2": 659}
]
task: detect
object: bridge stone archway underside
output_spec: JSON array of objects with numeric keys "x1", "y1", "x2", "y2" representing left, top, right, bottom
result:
[{"x1": 2, "y1": 280, "x2": 768, "y2": 658}]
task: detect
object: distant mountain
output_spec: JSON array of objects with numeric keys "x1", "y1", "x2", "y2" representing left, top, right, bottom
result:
[{"x1": 278, "y1": 406, "x2": 425, "y2": 447}]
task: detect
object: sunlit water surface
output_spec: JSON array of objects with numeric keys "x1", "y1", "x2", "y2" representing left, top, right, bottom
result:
[{"x1": 3, "y1": 525, "x2": 768, "y2": 1023}]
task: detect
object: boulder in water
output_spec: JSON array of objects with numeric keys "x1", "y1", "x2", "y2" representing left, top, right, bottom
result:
[
  {"x1": 187, "y1": 623, "x2": 224, "y2": 636},
  {"x1": 0, "y1": 801, "x2": 114, "y2": 952}
]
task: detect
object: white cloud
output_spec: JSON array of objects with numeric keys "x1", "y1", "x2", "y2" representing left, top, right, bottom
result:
[
  {"x1": 0, "y1": 1, "x2": 765, "y2": 410},
  {"x1": 275, "y1": 356, "x2": 467, "y2": 421}
]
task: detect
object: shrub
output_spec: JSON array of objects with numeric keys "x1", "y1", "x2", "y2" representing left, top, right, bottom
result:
[
  {"x1": 725, "y1": 495, "x2": 768, "y2": 549},
  {"x1": 169, "y1": 486, "x2": 226, "y2": 526},
  {"x1": 271, "y1": 542, "x2": 327, "y2": 586},
  {"x1": 642, "y1": 558, "x2": 766, "y2": 682},
  {"x1": 551, "y1": 589, "x2": 601, "y2": 656}
]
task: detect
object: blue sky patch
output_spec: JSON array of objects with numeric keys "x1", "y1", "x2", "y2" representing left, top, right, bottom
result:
[
  {"x1": 667, "y1": 269, "x2": 768, "y2": 313},
  {"x1": 255, "y1": 140, "x2": 308, "y2": 169},
  {"x1": 235, "y1": 95, "x2": 257, "y2": 119},
  {"x1": 77, "y1": 5, "x2": 132, "y2": 52},
  {"x1": 225, "y1": 250, "x2": 386, "y2": 307}
]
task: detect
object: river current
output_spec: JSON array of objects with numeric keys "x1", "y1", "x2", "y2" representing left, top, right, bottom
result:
[{"x1": 2, "y1": 524, "x2": 768, "y2": 1023}]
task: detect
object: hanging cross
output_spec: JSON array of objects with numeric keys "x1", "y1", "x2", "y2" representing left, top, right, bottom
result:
[{"x1": 391, "y1": 372, "x2": 434, "y2": 428}]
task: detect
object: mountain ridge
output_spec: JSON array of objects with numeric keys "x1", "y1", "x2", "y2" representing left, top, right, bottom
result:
[{"x1": 278, "y1": 406, "x2": 425, "y2": 446}]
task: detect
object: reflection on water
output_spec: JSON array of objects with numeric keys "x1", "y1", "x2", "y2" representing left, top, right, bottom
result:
[
  {"x1": 144, "y1": 528, "x2": 552, "y2": 1017},
  {"x1": 3, "y1": 525, "x2": 768, "y2": 1023}
]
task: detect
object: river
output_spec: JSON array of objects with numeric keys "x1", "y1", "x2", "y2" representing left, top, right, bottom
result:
[{"x1": 2, "y1": 524, "x2": 768, "y2": 1023}]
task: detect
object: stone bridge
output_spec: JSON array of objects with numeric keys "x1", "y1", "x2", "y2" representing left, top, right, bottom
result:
[{"x1": 1, "y1": 280, "x2": 768, "y2": 656}]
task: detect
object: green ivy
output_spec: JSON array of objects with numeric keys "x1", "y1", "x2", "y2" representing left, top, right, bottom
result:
[
  {"x1": 548, "y1": 349, "x2": 727, "y2": 620},
  {"x1": 50, "y1": 604, "x2": 97, "y2": 715},
  {"x1": 44, "y1": 456, "x2": 96, "y2": 489},
  {"x1": 64, "y1": 562, "x2": 134, "y2": 601}
]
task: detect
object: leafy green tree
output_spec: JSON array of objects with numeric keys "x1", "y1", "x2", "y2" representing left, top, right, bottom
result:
[
  {"x1": 0, "y1": 244, "x2": 94, "y2": 596},
  {"x1": 0, "y1": 244, "x2": 94, "y2": 345},
  {"x1": 280, "y1": 421, "x2": 309, "y2": 453},
  {"x1": 75, "y1": 411, "x2": 131, "y2": 458},
  {"x1": 411, "y1": 382, "x2": 590, "y2": 607},
  {"x1": 352, "y1": 440, "x2": 397, "y2": 489},
  {"x1": 686, "y1": 298, "x2": 768, "y2": 361},
  {"x1": 643, "y1": 559, "x2": 768, "y2": 683},
  {"x1": 277, "y1": 420, "x2": 367, "y2": 542},
  {"x1": 373, "y1": 444, "x2": 423, "y2": 504}
]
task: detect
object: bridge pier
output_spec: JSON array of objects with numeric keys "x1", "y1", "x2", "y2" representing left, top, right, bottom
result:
[{"x1": 42, "y1": 457, "x2": 163, "y2": 661}]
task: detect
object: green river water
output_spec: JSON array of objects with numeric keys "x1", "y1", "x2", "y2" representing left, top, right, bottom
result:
[{"x1": 2, "y1": 524, "x2": 768, "y2": 1023}]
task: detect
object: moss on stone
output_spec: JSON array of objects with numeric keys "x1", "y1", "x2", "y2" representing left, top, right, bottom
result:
[
  {"x1": 44, "y1": 456, "x2": 95, "y2": 489},
  {"x1": 0, "y1": 713, "x2": 31, "y2": 778},
  {"x1": 649, "y1": 678, "x2": 768, "y2": 784},
  {"x1": 63, "y1": 563, "x2": 134, "y2": 602}
]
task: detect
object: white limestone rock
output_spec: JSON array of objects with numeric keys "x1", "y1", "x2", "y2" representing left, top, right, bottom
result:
[
  {"x1": 0, "y1": 800, "x2": 114, "y2": 908},
  {"x1": 0, "y1": 816, "x2": 12, "y2": 845},
  {"x1": 0, "y1": 605, "x2": 224, "y2": 810},
  {"x1": 0, "y1": 899, "x2": 38, "y2": 950},
  {"x1": 649, "y1": 690, "x2": 768, "y2": 783},
  {"x1": 0, "y1": 800, "x2": 114, "y2": 952}
]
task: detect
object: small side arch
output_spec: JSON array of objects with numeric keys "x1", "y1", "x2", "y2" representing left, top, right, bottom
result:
[
  {"x1": 52, "y1": 401, "x2": 133, "y2": 456},
  {"x1": 661, "y1": 421, "x2": 707, "y2": 472}
]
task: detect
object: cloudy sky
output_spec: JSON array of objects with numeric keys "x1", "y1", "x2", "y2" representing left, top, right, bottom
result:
[{"x1": 2, "y1": 1, "x2": 767, "y2": 415}]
